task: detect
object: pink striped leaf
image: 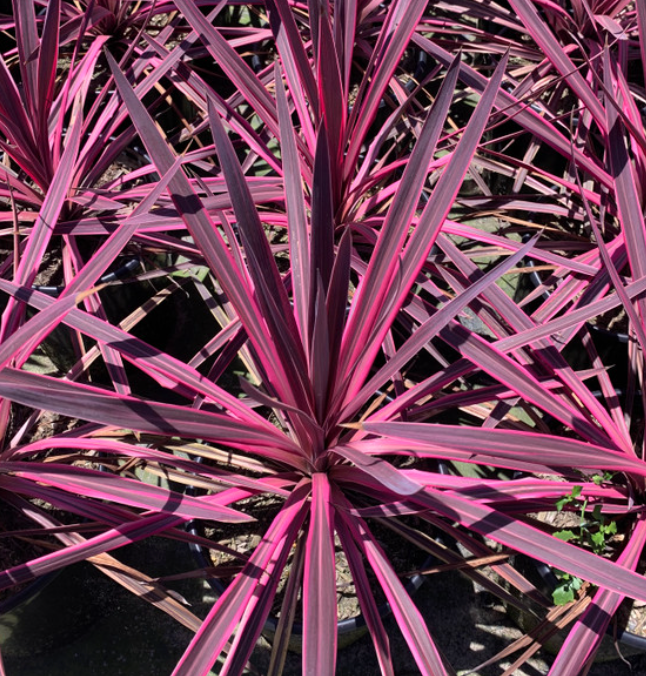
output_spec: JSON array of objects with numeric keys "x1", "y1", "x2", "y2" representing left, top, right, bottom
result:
[
  {"x1": 0, "y1": 93, "x2": 83, "y2": 340},
  {"x1": 208, "y1": 99, "x2": 311, "y2": 410},
  {"x1": 35, "y1": 0, "x2": 60, "y2": 144},
  {"x1": 0, "y1": 510, "x2": 186, "y2": 590},
  {"x1": 317, "y1": 9, "x2": 345, "y2": 201},
  {"x1": 265, "y1": 0, "x2": 318, "y2": 148},
  {"x1": 0, "y1": 368, "x2": 300, "y2": 459},
  {"x1": 339, "y1": 53, "x2": 462, "y2": 379},
  {"x1": 415, "y1": 35, "x2": 611, "y2": 188},
  {"x1": 345, "y1": 0, "x2": 428, "y2": 174},
  {"x1": 275, "y1": 62, "x2": 310, "y2": 344},
  {"x1": 508, "y1": 0, "x2": 606, "y2": 131},
  {"x1": 9, "y1": 462, "x2": 250, "y2": 522},
  {"x1": 342, "y1": 230, "x2": 535, "y2": 421},
  {"x1": 335, "y1": 514, "x2": 395, "y2": 676},
  {"x1": 604, "y1": 47, "x2": 646, "y2": 325},
  {"x1": 343, "y1": 53, "x2": 509, "y2": 405},
  {"x1": 303, "y1": 473, "x2": 337, "y2": 676},
  {"x1": 173, "y1": 0, "x2": 281, "y2": 140},
  {"x1": 106, "y1": 52, "x2": 300, "y2": 404},
  {"x1": 407, "y1": 487, "x2": 646, "y2": 609},
  {"x1": 355, "y1": 424, "x2": 646, "y2": 475},
  {"x1": 0, "y1": 279, "x2": 292, "y2": 446}
]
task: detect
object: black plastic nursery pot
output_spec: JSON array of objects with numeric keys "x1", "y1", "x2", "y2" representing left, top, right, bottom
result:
[
  {"x1": 0, "y1": 563, "x2": 103, "y2": 658},
  {"x1": 0, "y1": 501, "x2": 101, "y2": 657},
  {"x1": 186, "y1": 520, "x2": 429, "y2": 652}
]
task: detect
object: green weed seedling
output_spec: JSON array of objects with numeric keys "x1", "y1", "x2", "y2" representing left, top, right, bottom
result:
[{"x1": 552, "y1": 477, "x2": 617, "y2": 605}]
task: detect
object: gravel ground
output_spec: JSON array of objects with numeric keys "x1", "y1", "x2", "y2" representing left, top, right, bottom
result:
[{"x1": 3, "y1": 537, "x2": 646, "y2": 675}]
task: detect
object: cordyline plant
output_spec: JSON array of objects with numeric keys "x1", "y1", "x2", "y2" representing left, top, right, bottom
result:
[{"x1": 1, "y1": 1, "x2": 646, "y2": 675}]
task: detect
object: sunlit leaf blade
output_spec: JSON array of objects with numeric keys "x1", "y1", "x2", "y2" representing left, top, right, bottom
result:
[
  {"x1": 343, "y1": 53, "x2": 509, "y2": 406},
  {"x1": 266, "y1": 0, "x2": 318, "y2": 146},
  {"x1": 340, "y1": 53, "x2": 462, "y2": 378},
  {"x1": 333, "y1": 445, "x2": 421, "y2": 496},
  {"x1": 373, "y1": 484, "x2": 646, "y2": 608},
  {"x1": 310, "y1": 275, "x2": 331, "y2": 424},
  {"x1": 326, "y1": 228, "x2": 351, "y2": 390},
  {"x1": 207, "y1": 100, "x2": 294, "y2": 328},
  {"x1": 13, "y1": 0, "x2": 39, "y2": 128},
  {"x1": 309, "y1": 125, "x2": 335, "y2": 312},
  {"x1": 173, "y1": 0, "x2": 280, "y2": 139},
  {"x1": 0, "y1": 510, "x2": 183, "y2": 590},
  {"x1": 10, "y1": 462, "x2": 249, "y2": 523},
  {"x1": 267, "y1": 539, "x2": 306, "y2": 676},
  {"x1": 335, "y1": 515, "x2": 394, "y2": 676},
  {"x1": 415, "y1": 35, "x2": 611, "y2": 187},
  {"x1": 208, "y1": 99, "x2": 311, "y2": 410},
  {"x1": 345, "y1": 0, "x2": 428, "y2": 174},
  {"x1": 317, "y1": 9, "x2": 345, "y2": 204},
  {"x1": 275, "y1": 62, "x2": 310, "y2": 345},
  {"x1": 342, "y1": 232, "x2": 536, "y2": 422},
  {"x1": 0, "y1": 94, "x2": 83, "y2": 338},
  {"x1": 604, "y1": 48, "x2": 646, "y2": 325},
  {"x1": 303, "y1": 473, "x2": 337, "y2": 676},
  {"x1": 356, "y1": 424, "x2": 646, "y2": 476},
  {"x1": 508, "y1": 0, "x2": 606, "y2": 130},
  {"x1": 36, "y1": 0, "x2": 60, "y2": 143}
]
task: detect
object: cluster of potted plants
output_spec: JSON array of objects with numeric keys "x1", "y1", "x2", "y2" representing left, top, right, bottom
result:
[{"x1": 1, "y1": 0, "x2": 646, "y2": 674}]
